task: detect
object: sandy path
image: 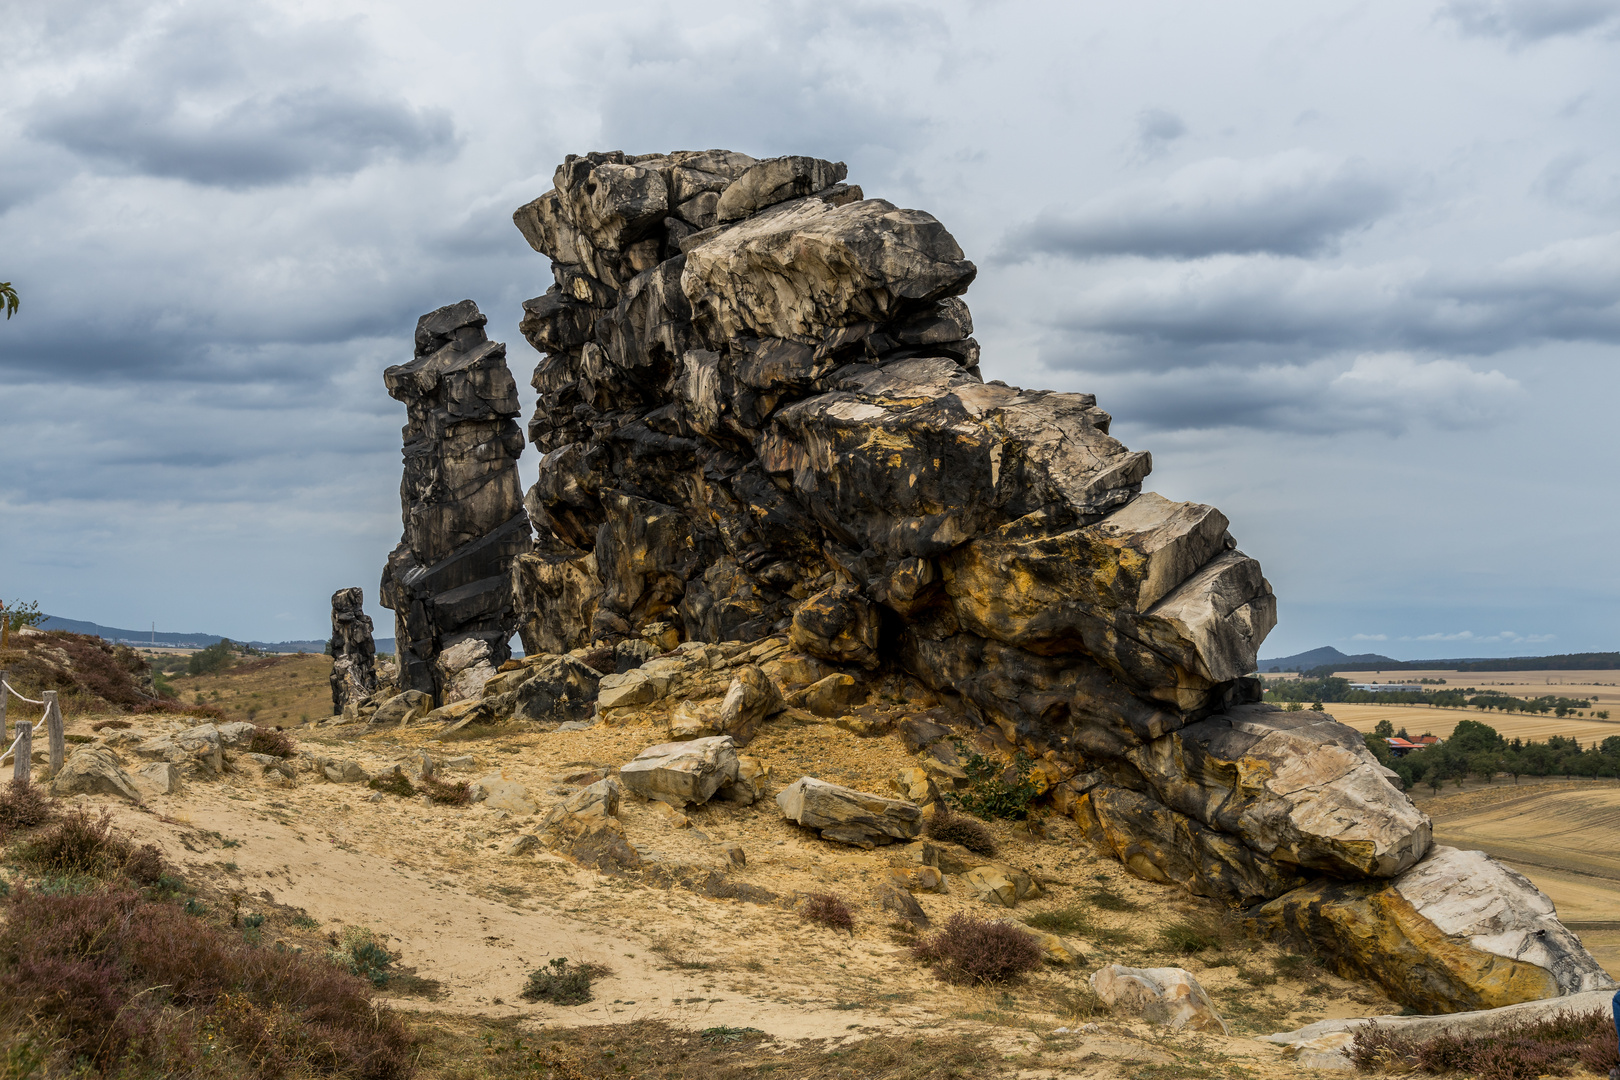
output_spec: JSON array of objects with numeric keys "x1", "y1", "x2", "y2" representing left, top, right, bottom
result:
[{"x1": 106, "y1": 790, "x2": 939, "y2": 1042}]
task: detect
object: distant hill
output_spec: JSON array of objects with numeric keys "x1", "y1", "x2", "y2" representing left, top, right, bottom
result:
[
  {"x1": 1258, "y1": 646, "x2": 1399, "y2": 672},
  {"x1": 1262, "y1": 644, "x2": 1620, "y2": 677},
  {"x1": 37, "y1": 615, "x2": 394, "y2": 656},
  {"x1": 1320, "y1": 652, "x2": 1620, "y2": 675}
]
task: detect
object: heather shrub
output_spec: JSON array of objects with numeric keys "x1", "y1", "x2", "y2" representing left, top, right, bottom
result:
[
  {"x1": 367, "y1": 768, "x2": 416, "y2": 798},
  {"x1": 1350, "y1": 1007, "x2": 1616, "y2": 1080},
  {"x1": 800, "y1": 892, "x2": 855, "y2": 933},
  {"x1": 18, "y1": 808, "x2": 125, "y2": 876},
  {"x1": 924, "y1": 809, "x2": 997, "y2": 857},
  {"x1": 0, "y1": 778, "x2": 52, "y2": 840},
  {"x1": 521, "y1": 957, "x2": 609, "y2": 1005},
  {"x1": 247, "y1": 725, "x2": 296, "y2": 758},
  {"x1": 421, "y1": 777, "x2": 470, "y2": 805},
  {"x1": 911, "y1": 913, "x2": 1043, "y2": 985},
  {"x1": 0, "y1": 887, "x2": 413, "y2": 1077}
]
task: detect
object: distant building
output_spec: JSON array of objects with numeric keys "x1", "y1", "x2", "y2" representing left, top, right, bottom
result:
[
  {"x1": 1350, "y1": 683, "x2": 1425, "y2": 693},
  {"x1": 1383, "y1": 733, "x2": 1441, "y2": 757}
]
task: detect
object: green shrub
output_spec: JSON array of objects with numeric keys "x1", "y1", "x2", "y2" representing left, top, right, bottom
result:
[
  {"x1": 1086, "y1": 887, "x2": 1137, "y2": 912},
  {"x1": 1159, "y1": 921, "x2": 1219, "y2": 954},
  {"x1": 947, "y1": 740, "x2": 1039, "y2": 820},
  {"x1": 326, "y1": 927, "x2": 397, "y2": 987},
  {"x1": 185, "y1": 639, "x2": 236, "y2": 676},
  {"x1": 1024, "y1": 907, "x2": 1093, "y2": 936},
  {"x1": 520, "y1": 957, "x2": 609, "y2": 1005}
]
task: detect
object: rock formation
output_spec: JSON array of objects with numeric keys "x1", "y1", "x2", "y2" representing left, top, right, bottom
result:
[
  {"x1": 328, "y1": 586, "x2": 378, "y2": 716},
  {"x1": 379, "y1": 300, "x2": 531, "y2": 701},
  {"x1": 484, "y1": 148, "x2": 1609, "y2": 1013}
]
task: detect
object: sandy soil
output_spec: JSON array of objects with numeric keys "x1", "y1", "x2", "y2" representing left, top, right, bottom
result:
[{"x1": 38, "y1": 697, "x2": 1401, "y2": 1080}]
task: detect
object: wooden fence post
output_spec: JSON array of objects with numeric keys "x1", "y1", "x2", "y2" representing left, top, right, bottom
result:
[
  {"x1": 12, "y1": 721, "x2": 30, "y2": 784},
  {"x1": 44, "y1": 690, "x2": 64, "y2": 777},
  {"x1": 0, "y1": 668, "x2": 8, "y2": 741}
]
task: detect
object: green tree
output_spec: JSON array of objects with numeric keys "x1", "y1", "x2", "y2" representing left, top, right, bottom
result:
[
  {"x1": 2, "y1": 599, "x2": 45, "y2": 633},
  {"x1": 0, "y1": 282, "x2": 16, "y2": 320},
  {"x1": 1449, "y1": 719, "x2": 1505, "y2": 755},
  {"x1": 1374, "y1": 718, "x2": 1395, "y2": 737}
]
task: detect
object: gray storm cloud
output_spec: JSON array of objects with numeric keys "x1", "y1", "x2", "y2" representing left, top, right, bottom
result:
[{"x1": 0, "y1": 0, "x2": 1615, "y2": 658}]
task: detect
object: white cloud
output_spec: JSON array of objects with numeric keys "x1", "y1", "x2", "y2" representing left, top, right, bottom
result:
[
  {"x1": 1403, "y1": 630, "x2": 1558, "y2": 644},
  {"x1": 1350, "y1": 633, "x2": 1389, "y2": 641}
]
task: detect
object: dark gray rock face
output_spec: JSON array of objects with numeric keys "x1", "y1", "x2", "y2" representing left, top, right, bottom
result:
[
  {"x1": 508, "y1": 149, "x2": 1273, "y2": 729},
  {"x1": 379, "y1": 300, "x2": 531, "y2": 700},
  {"x1": 328, "y1": 586, "x2": 377, "y2": 715}
]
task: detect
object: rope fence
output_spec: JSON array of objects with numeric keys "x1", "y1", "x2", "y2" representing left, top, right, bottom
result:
[{"x1": 0, "y1": 670, "x2": 63, "y2": 781}]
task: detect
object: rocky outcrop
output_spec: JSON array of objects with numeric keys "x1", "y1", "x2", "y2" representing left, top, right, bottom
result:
[
  {"x1": 1250, "y1": 846, "x2": 1615, "y2": 1013},
  {"x1": 486, "y1": 147, "x2": 1604, "y2": 1013},
  {"x1": 380, "y1": 300, "x2": 531, "y2": 701},
  {"x1": 328, "y1": 586, "x2": 378, "y2": 716}
]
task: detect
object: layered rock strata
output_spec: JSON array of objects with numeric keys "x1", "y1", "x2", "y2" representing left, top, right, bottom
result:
[
  {"x1": 328, "y1": 586, "x2": 378, "y2": 716},
  {"x1": 492, "y1": 148, "x2": 1607, "y2": 1012},
  {"x1": 380, "y1": 300, "x2": 531, "y2": 700}
]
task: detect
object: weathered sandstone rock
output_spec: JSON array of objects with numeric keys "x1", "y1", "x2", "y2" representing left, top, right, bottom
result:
[
  {"x1": 328, "y1": 586, "x2": 378, "y2": 716},
  {"x1": 52, "y1": 747, "x2": 141, "y2": 801},
  {"x1": 619, "y1": 736, "x2": 740, "y2": 807},
  {"x1": 1089, "y1": 964, "x2": 1229, "y2": 1034},
  {"x1": 1250, "y1": 845, "x2": 1615, "y2": 1013},
  {"x1": 371, "y1": 689, "x2": 433, "y2": 726},
  {"x1": 380, "y1": 299, "x2": 531, "y2": 701},
  {"x1": 469, "y1": 774, "x2": 537, "y2": 814},
  {"x1": 775, "y1": 776, "x2": 922, "y2": 847},
  {"x1": 535, "y1": 777, "x2": 639, "y2": 870},
  {"x1": 717, "y1": 663, "x2": 783, "y2": 743},
  {"x1": 436, "y1": 638, "x2": 496, "y2": 704}
]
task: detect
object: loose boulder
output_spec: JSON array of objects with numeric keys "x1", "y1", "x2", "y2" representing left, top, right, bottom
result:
[
  {"x1": 52, "y1": 747, "x2": 142, "y2": 802},
  {"x1": 717, "y1": 664, "x2": 783, "y2": 743},
  {"x1": 775, "y1": 776, "x2": 922, "y2": 848},
  {"x1": 619, "y1": 736, "x2": 740, "y2": 807},
  {"x1": 469, "y1": 774, "x2": 538, "y2": 814},
  {"x1": 371, "y1": 689, "x2": 433, "y2": 726},
  {"x1": 535, "y1": 777, "x2": 640, "y2": 870},
  {"x1": 1089, "y1": 964, "x2": 1229, "y2": 1034}
]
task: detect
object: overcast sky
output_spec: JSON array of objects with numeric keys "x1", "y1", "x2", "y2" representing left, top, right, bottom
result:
[{"x1": 3, "y1": 0, "x2": 1617, "y2": 660}]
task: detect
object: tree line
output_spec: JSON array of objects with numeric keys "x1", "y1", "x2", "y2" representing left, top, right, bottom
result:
[
  {"x1": 1262, "y1": 676, "x2": 1605, "y2": 718},
  {"x1": 1360, "y1": 718, "x2": 1620, "y2": 792}
]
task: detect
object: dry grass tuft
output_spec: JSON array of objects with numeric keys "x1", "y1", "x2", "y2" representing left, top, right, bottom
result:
[{"x1": 924, "y1": 809, "x2": 997, "y2": 857}]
